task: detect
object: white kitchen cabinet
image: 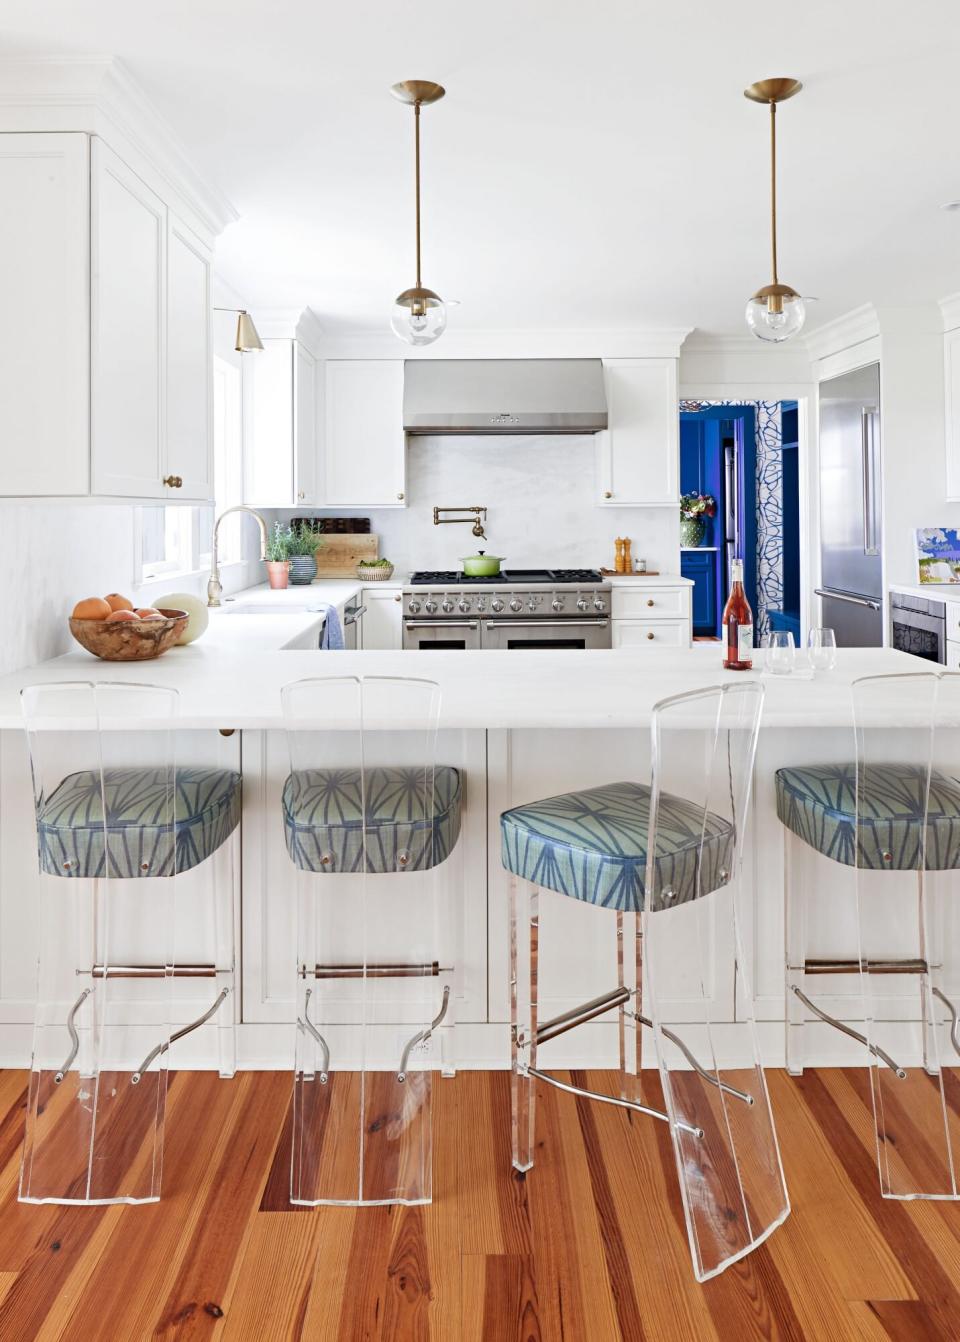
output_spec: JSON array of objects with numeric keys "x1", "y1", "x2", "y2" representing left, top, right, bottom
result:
[
  {"x1": 324, "y1": 360, "x2": 406, "y2": 507},
  {"x1": 612, "y1": 620, "x2": 688, "y2": 649},
  {"x1": 610, "y1": 578, "x2": 692, "y2": 649},
  {"x1": 165, "y1": 212, "x2": 213, "y2": 501},
  {"x1": 947, "y1": 641, "x2": 960, "y2": 671},
  {"x1": 945, "y1": 326, "x2": 960, "y2": 501},
  {"x1": 245, "y1": 337, "x2": 318, "y2": 507},
  {"x1": 596, "y1": 358, "x2": 679, "y2": 506},
  {"x1": 0, "y1": 133, "x2": 90, "y2": 496},
  {"x1": 358, "y1": 587, "x2": 404, "y2": 649},
  {"x1": 90, "y1": 140, "x2": 166, "y2": 499},
  {"x1": 295, "y1": 342, "x2": 318, "y2": 505}
]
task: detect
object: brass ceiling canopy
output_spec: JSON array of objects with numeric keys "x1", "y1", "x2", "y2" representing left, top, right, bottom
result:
[
  {"x1": 390, "y1": 80, "x2": 449, "y2": 345},
  {"x1": 743, "y1": 77, "x2": 807, "y2": 343}
]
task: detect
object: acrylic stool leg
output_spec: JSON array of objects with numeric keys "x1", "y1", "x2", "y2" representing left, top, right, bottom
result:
[
  {"x1": 212, "y1": 833, "x2": 238, "y2": 1080},
  {"x1": 784, "y1": 829, "x2": 807, "y2": 1077},
  {"x1": 510, "y1": 877, "x2": 538, "y2": 1174}
]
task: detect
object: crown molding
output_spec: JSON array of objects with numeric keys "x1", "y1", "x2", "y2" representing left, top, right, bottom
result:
[
  {"x1": 309, "y1": 326, "x2": 692, "y2": 360},
  {"x1": 939, "y1": 292, "x2": 960, "y2": 332},
  {"x1": 803, "y1": 303, "x2": 879, "y2": 363},
  {"x1": 0, "y1": 56, "x2": 237, "y2": 238},
  {"x1": 296, "y1": 308, "x2": 326, "y2": 358}
]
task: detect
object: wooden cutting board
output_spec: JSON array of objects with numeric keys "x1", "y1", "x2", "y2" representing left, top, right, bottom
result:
[{"x1": 312, "y1": 534, "x2": 379, "y2": 577}]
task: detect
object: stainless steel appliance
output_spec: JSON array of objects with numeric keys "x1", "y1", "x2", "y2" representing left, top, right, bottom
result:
[
  {"x1": 816, "y1": 362, "x2": 883, "y2": 646},
  {"x1": 403, "y1": 360, "x2": 608, "y2": 435},
  {"x1": 342, "y1": 600, "x2": 366, "y2": 651},
  {"x1": 402, "y1": 569, "x2": 612, "y2": 650},
  {"x1": 890, "y1": 592, "x2": 946, "y2": 663}
]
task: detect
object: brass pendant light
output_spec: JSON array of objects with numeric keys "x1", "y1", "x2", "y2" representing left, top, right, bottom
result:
[
  {"x1": 743, "y1": 78, "x2": 805, "y2": 343},
  {"x1": 391, "y1": 79, "x2": 447, "y2": 346}
]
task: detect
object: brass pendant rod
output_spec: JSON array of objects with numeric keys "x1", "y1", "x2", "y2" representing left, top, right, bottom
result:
[
  {"x1": 769, "y1": 98, "x2": 778, "y2": 285},
  {"x1": 414, "y1": 101, "x2": 422, "y2": 289}
]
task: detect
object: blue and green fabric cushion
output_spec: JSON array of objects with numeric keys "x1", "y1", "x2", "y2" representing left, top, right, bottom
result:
[
  {"x1": 500, "y1": 780, "x2": 734, "y2": 913},
  {"x1": 36, "y1": 767, "x2": 241, "y2": 879},
  {"x1": 775, "y1": 763, "x2": 960, "y2": 870},
  {"x1": 282, "y1": 765, "x2": 462, "y2": 874}
]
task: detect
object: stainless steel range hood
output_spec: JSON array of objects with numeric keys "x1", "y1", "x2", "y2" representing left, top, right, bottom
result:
[{"x1": 403, "y1": 358, "x2": 608, "y2": 435}]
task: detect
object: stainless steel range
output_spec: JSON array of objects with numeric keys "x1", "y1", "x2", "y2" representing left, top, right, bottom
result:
[{"x1": 402, "y1": 569, "x2": 611, "y2": 650}]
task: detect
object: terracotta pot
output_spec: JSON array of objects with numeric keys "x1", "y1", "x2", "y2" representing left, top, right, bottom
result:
[{"x1": 266, "y1": 560, "x2": 290, "y2": 590}]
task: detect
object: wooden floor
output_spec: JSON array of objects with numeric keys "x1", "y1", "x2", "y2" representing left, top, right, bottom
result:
[{"x1": 0, "y1": 1068, "x2": 957, "y2": 1340}]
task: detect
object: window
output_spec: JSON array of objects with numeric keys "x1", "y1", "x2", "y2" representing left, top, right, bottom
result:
[
  {"x1": 210, "y1": 355, "x2": 244, "y2": 565},
  {"x1": 138, "y1": 506, "x2": 195, "y2": 581}
]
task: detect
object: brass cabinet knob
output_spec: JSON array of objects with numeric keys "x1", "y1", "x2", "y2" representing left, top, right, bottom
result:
[
  {"x1": 646, "y1": 598, "x2": 654, "y2": 607},
  {"x1": 646, "y1": 631, "x2": 655, "y2": 640},
  {"x1": 603, "y1": 490, "x2": 613, "y2": 499},
  {"x1": 297, "y1": 490, "x2": 305, "y2": 500},
  {"x1": 163, "y1": 474, "x2": 183, "y2": 489},
  {"x1": 397, "y1": 492, "x2": 405, "y2": 501},
  {"x1": 394, "y1": 593, "x2": 401, "y2": 602}
]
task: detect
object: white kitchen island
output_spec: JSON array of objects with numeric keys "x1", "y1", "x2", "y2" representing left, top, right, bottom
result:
[{"x1": 0, "y1": 606, "x2": 932, "y2": 1071}]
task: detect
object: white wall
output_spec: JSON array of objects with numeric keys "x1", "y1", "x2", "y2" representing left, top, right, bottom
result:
[{"x1": 266, "y1": 432, "x2": 678, "y2": 574}]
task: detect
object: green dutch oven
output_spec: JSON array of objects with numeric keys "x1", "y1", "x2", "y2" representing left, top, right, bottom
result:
[{"x1": 460, "y1": 551, "x2": 506, "y2": 577}]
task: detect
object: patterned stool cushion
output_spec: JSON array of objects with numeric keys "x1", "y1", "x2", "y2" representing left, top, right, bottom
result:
[
  {"x1": 500, "y1": 781, "x2": 733, "y2": 912},
  {"x1": 37, "y1": 767, "x2": 241, "y2": 878},
  {"x1": 282, "y1": 766, "x2": 462, "y2": 874},
  {"x1": 775, "y1": 763, "x2": 960, "y2": 870}
]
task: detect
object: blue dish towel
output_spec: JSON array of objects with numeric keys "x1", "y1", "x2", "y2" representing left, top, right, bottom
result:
[{"x1": 319, "y1": 604, "x2": 344, "y2": 650}]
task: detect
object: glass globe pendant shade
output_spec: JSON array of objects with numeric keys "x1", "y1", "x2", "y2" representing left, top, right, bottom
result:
[
  {"x1": 745, "y1": 285, "x2": 806, "y2": 344},
  {"x1": 391, "y1": 286, "x2": 447, "y2": 347}
]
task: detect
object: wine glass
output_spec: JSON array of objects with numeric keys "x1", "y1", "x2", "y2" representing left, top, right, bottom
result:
[
  {"x1": 765, "y1": 631, "x2": 796, "y2": 675},
  {"x1": 807, "y1": 627, "x2": 838, "y2": 672}
]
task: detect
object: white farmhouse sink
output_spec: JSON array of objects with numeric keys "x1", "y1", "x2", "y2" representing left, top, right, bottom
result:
[{"x1": 220, "y1": 601, "x2": 324, "y2": 616}]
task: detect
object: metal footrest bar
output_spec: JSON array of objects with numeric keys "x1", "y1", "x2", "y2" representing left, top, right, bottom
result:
[
  {"x1": 802, "y1": 958, "x2": 928, "y2": 976},
  {"x1": 89, "y1": 963, "x2": 219, "y2": 979},
  {"x1": 299, "y1": 987, "x2": 330, "y2": 1083},
  {"x1": 54, "y1": 988, "x2": 93, "y2": 1084},
  {"x1": 790, "y1": 985, "x2": 907, "y2": 1078},
  {"x1": 532, "y1": 986, "x2": 631, "y2": 1047},
  {"x1": 525, "y1": 1067, "x2": 704, "y2": 1138},
  {"x1": 633, "y1": 1013, "x2": 755, "y2": 1106},
  {"x1": 299, "y1": 961, "x2": 452, "y2": 980},
  {"x1": 131, "y1": 988, "x2": 231, "y2": 1084},
  {"x1": 397, "y1": 986, "x2": 450, "y2": 1082},
  {"x1": 932, "y1": 987, "x2": 960, "y2": 1060}
]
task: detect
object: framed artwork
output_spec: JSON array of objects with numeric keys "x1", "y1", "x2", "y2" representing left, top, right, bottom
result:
[{"x1": 915, "y1": 527, "x2": 960, "y2": 583}]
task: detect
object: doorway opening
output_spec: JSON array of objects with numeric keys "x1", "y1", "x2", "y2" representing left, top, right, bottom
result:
[{"x1": 679, "y1": 400, "x2": 800, "y2": 644}]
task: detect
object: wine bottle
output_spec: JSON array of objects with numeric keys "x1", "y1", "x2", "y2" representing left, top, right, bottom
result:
[{"x1": 722, "y1": 559, "x2": 754, "y2": 670}]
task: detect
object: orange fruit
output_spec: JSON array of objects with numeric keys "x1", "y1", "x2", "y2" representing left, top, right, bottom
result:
[
  {"x1": 72, "y1": 597, "x2": 112, "y2": 621},
  {"x1": 105, "y1": 593, "x2": 134, "y2": 612},
  {"x1": 135, "y1": 608, "x2": 164, "y2": 620},
  {"x1": 105, "y1": 609, "x2": 139, "y2": 623}
]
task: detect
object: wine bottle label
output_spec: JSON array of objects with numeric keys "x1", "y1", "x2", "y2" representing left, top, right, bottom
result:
[{"x1": 738, "y1": 625, "x2": 754, "y2": 659}]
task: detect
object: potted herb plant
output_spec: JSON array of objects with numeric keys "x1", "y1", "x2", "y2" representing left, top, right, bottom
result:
[
  {"x1": 264, "y1": 521, "x2": 291, "y2": 589},
  {"x1": 679, "y1": 493, "x2": 717, "y2": 548},
  {"x1": 286, "y1": 522, "x2": 322, "y2": 585}
]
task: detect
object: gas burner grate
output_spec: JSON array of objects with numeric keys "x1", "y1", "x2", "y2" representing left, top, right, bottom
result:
[{"x1": 408, "y1": 568, "x2": 605, "y2": 586}]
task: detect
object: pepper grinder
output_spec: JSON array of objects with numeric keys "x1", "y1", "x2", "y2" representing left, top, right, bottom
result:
[
  {"x1": 614, "y1": 537, "x2": 625, "y2": 573},
  {"x1": 622, "y1": 538, "x2": 632, "y2": 573}
]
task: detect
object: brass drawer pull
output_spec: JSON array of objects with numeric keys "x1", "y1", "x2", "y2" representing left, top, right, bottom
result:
[
  {"x1": 163, "y1": 475, "x2": 183, "y2": 489},
  {"x1": 646, "y1": 598, "x2": 654, "y2": 607},
  {"x1": 646, "y1": 631, "x2": 655, "y2": 640},
  {"x1": 603, "y1": 490, "x2": 613, "y2": 499}
]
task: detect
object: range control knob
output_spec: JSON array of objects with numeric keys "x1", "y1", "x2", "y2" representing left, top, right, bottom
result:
[
  {"x1": 509, "y1": 597, "x2": 523, "y2": 613},
  {"x1": 551, "y1": 596, "x2": 564, "y2": 612},
  {"x1": 424, "y1": 599, "x2": 438, "y2": 614},
  {"x1": 527, "y1": 597, "x2": 537, "y2": 612},
  {"x1": 441, "y1": 597, "x2": 455, "y2": 613},
  {"x1": 458, "y1": 598, "x2": 471, "y2": 613},
  {"x1": 491, "y1": 597, "x2": 505, "y2": 613},
  {"x1": 576, "y1": 597, "x2": 589, "y2": 612},
  {"x1": 408, "y1": 598, "x2": 422, "y2": 614},
  {"x1": 593, "y1": 595, "x2": 606, "y2": 612}
]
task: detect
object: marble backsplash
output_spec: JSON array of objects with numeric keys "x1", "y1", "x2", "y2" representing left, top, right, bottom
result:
[{"x1": 268, "y1": 434, "x2": 679, "y2": 575}]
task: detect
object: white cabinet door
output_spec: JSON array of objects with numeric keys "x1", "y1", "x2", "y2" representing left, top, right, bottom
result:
[
  {"x1": 245, "y1": 339, "x2": 294, "y2": 506},
  {"x1": 597, "y1": 358, "x2": 679, "y2": 506},
  {"x1": 358, "y1": 588, "x2": 404, "y2": 649},
  {"x1": 90, "y1": 139, "x2": 166, "y2": 498},
  {"x1": 945, "y1": 327, "x2": 960, "y2": 501},
  {"x1": 612, "y1": 620, "x2": 689, "y2": 649},
  {"x1": 0, "y1": 133, "x2": 90, "y2": 496},
  {"x1": 294, "y1": 343, "x2": 318, "y2": 505},
  {"x1": 166, "y1": 213, "x2": 213, "y2": 502},
  {"x1": 324, "y1": 361, "x2": 406, "y2": 507}
]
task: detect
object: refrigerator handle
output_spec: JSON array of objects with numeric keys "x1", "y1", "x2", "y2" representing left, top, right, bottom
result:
[{"x1": 861, "y1": 406, "x2": 881, "y2": 557}]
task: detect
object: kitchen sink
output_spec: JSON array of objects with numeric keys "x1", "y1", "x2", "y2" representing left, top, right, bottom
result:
[{"x1": 220, "y1": 601, "x2": 324, "y2": 615}]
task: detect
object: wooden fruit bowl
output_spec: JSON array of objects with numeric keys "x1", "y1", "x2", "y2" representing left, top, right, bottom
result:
[{"x1": 68, "y1": 609, "x2": 189, "y2": 661}]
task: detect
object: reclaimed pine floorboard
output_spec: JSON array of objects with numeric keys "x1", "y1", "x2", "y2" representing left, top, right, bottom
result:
[{"x1": 0, "y1": 1068, "x2": 955, "y2": 1340}]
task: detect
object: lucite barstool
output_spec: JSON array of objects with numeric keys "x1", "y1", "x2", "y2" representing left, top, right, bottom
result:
[
  {"x1": 19, "y1": 681, "x2": 241, "y2": 1205},
  {"x1": 778, "y1": 670, "x2": 960, "y2": 1199},
  {"x1": 280, "y1": 675, "x2": 462, "y2": 1206},
  {"x1": 501, "y1": 681, "x2": 789, "y2": 1282}
]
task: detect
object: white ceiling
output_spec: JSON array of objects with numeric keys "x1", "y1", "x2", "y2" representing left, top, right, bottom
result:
[{"x1": 3, "y1": 0, "x2": 960, "y2": 336}]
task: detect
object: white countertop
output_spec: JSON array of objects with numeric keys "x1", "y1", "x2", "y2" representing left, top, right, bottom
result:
[
  {"x1": 889, "y1": 582, "x2": 959, "y2": 602},
  {"x1": 0, "y1": 596, "x2": 922, "y2": 730},
  {"x1": 607, "y1": 572, "x2": 694, "y2": 586}
]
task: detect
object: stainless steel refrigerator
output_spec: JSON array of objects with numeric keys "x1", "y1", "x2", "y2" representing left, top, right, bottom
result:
[{"x1": 816, "y1": 362, "x2": 883, "y2": 646}]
